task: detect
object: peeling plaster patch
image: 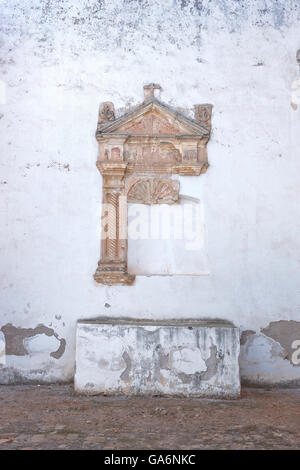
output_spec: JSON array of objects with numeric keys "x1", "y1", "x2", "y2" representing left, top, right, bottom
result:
[
  {"x1": 291, "y1": 102, "x2": 298, "y2": 110},
  {"x1": 158, "y1": 348, "x2": 170, "y2": 371},
  {"x1": 0, "y1": 324, "x2": 66, "y2": 360},
  {"x1": 201, "y1": 344, "x2": 218, "y2": 381},
  {"x1": 50, "y1": 337, "x2": 66, "y2": 359},
  {"x1": 261, "y1": 321, "x2": 300, "y2": 366},
  {"x1": 240, "y1": 329, "x2": 255, "y2": 346},
  {"x1": 120, "y1": 351, "x2": 132, "y2": 382},
  {"x1": 242, "y1": 333, "x2": 285, "y2": 363}
]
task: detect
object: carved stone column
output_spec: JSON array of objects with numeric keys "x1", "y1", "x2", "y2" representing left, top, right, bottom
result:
[{"x1": 94, "y1": 162, "x2": 135, "y2": 285}]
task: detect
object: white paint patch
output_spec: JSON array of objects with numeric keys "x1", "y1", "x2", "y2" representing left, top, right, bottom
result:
[
  {"x1": 0, "y1": 332, "x2": 5, "y2": 365},
  {"x1": 23, "y1": 334, "x2": 60, "y2": 355},
  {"x1": 171, "y1": 347, "x2": 207, "y2": 375}
]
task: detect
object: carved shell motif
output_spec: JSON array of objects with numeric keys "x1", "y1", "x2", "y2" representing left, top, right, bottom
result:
[{"x1": 127, "y1": 178, "x2": 179, "y2": 205}]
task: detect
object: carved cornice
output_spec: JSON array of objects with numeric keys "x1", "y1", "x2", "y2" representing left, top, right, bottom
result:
[{"x1": 96, "y1": 161, "x2": 127, "y2": 176}]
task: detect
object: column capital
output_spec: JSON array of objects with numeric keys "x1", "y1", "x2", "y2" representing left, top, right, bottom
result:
[{"x1": 96, "y1": 161, "x2": 128, "y2": 177}]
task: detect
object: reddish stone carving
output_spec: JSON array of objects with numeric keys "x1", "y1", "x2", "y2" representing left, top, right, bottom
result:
[
  {"x1": 94, "y1": 85, "x2": 212, "y2": 285},
  {"x1": 98, "y1": 102, "x2": 115, "y2": 126},
  {"x1": 143, "y1": 83, "x2": 162, "y2": 100},
  {"x1": 111, "y1": 147, "x2": 121, "y2": 161},
  {"x1": 127, "y1": 178, "x2": 179, "y2": 205},
  {"x1": 120, "y1": 111, "x2": 181, "y2": 135},
  {"x1": 194, "y1": 104, "x2": 212, "y2": 129}
]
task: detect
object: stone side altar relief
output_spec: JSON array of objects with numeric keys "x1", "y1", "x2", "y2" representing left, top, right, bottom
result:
[
  {"x1": 94, "y1": 84, "x2": 212, "y2": 285},
  {"x1": 76, "y1": 88, "x2": 242, "y2": 399}
]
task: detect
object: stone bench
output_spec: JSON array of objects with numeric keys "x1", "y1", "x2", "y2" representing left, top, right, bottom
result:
[{"x1": 74, "y1": 319, "x2": 240, "y2": 398}]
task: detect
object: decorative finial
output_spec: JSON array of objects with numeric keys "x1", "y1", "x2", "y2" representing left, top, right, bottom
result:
[
  {"x1": 143, "y1": 83, "x2": 162, "y2": 101},
  {"x1": 194, "y1": 104, "x2": 213, "y2": 129},
  {"x1": 98, "y1": 102, "x2": 115, "y2": 126}
]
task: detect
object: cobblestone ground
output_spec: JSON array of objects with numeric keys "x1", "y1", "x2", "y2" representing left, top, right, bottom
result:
[{"x1": 0, "y1": 385, "x2": 299, "y2": 450}]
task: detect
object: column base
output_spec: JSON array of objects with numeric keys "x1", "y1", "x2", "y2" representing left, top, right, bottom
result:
[{"x1": 94, "y1": 261, "x2": 135, "y2": 286}]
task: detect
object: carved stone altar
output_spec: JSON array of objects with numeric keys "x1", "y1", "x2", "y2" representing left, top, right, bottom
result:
[
  {"x1": 76, "y1": 88, "x2": 241, "y2": 399},
  {"x1": 94, "y1": 84, "x2": 212, "y2": 285}
]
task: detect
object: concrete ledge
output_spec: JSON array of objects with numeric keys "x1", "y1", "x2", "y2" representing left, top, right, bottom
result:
[{"x1": 74, "y1": 319, "x2": 240, "y2": 398}]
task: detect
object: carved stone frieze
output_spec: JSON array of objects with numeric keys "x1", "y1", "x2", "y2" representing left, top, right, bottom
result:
[{"x1": 94, "y1": 84, "x2": 212, "y2": 285}]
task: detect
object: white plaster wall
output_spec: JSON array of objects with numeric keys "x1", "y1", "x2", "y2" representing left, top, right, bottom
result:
[{"x1": 0, "y1": 0, "x2": 300, "y2": 385}]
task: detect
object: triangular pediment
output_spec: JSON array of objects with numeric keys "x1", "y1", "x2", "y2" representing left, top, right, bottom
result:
[
  {"x1": 97, "y1": 99, "x2": 209, "y2": 137},
  {"x1": 118, "y1": 109, "x2": 182, "y2": 135}
]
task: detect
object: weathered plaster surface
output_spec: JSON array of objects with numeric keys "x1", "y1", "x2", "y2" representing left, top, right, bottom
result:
[
  {"x1": 0, "y1": 323, "x2": 67, "y2": 383},
  {"x1": 240, "y1": 321, "x2": 300, "y2": 387},
  {"x1": 0, "y1": 0, "x2": 300, "y2": 385},
  {"x1": 262, "y1": 320, "x2": 300, "y2": 365},
  {"x1": 75, "y1": 320, "x2": 240, "y2": 397}
]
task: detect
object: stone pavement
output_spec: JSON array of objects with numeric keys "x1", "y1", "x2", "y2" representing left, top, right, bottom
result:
[{"x1": 0, "y1": 385, "x2": 299, "y2": 450}]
